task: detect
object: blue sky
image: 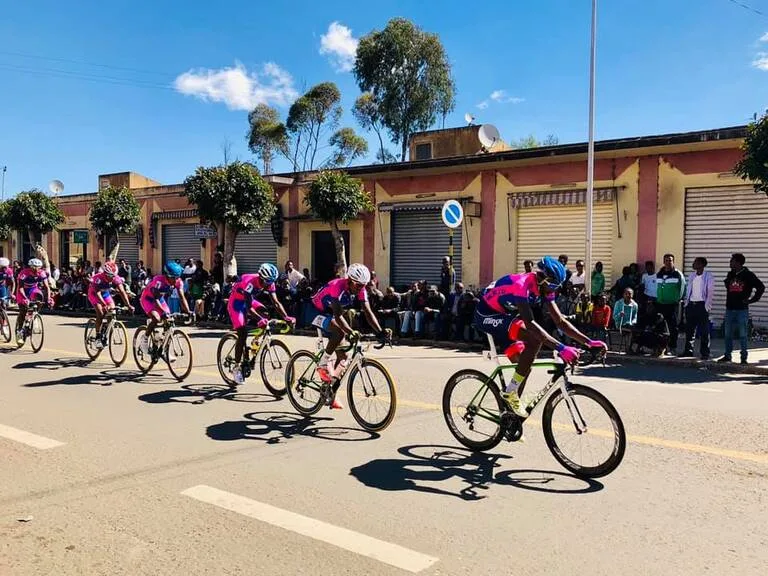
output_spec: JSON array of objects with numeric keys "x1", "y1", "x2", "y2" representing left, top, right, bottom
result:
[{"x1": 1, "y1": 0, "x2": 767, "y2": 196}]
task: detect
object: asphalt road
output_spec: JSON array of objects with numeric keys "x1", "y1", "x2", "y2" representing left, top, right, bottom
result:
[{"x1": 1, "y1": 314, "x2": 767, "y2": 576}]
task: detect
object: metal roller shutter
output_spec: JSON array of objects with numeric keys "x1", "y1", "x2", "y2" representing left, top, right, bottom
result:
[
  {"x1": 516, "y1": 203, "x2": 614, "y2": 286},
  {"x1": 116, "y1": 232, "x2": 140, "y2": 265},
  {"x1": 162, "y1": 224, "x2": 198, "y2": 265},
  {"x1": 684, "y1": 186, "x2": 768, "y2": 327},
  {"x1": 234, "y1": 228, "x2": 278, "y2": 275},
  {"x1": 391, "y1": 209, "x2": 463, "y2": 289}
]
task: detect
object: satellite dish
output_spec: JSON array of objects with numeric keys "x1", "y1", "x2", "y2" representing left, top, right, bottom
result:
[
  {"x1": 464, "y1": 112, "x2": 475, "y2": 125},
  {"x1": 48, "y1": 179, "x2": 64, "y2": 196},
  {"x1": 478, "y1": 124, "x2": 501, "y2": 150}
]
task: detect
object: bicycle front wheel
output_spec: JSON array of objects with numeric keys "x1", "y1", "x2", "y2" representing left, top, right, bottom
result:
[
  {"x1": 442, "y1": 369, "x2": 505, "y2": 452},
  {"x1": 347, "y1": 358, "x2": 397, "y2": 432},
  {"x1": 542, "y1": 383, "x2": 626, "y2": 479},
  {"x1": 0, "y1": 308, "x2": 12, "y2": 343},
  {"x1": 165, "y1": 329, "x2": 193, "y2": 381},
  {"x1": 84, "y1": 319, "x2": 102, "y2": 360},
  {"x1": 285, "y1": 350, "x2": 325, "y2": 416},
  {"x1": 30, "y1": 314, "x2": 44, "y2": 353},
  {"x1": 259, "y1": 339, "x2": 290, "y2": 397},
  {"x1": 108, "y1": 322, "x2": 129, "y2": 367},
  {"x1": 132, "y1": 326, "x2": 157, "y2": 374},
  {"x1": 216, "y1": 333, "x2": 239, "y2": 386}
]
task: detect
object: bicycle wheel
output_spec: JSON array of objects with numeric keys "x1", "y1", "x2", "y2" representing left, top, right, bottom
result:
[
  {"x1": 108, "y1": 322, "x2": 129, "y2": 367},
  {"x1": 442, "y1": 369, "x2": 505, "y2": 452},
  {"x1": 216, "y1": 332, "x2": 240, "y2": 386},
  {"x1": 542, "y1": 383, "x2": 626, "y2": 479},
  {"x1": 285, "y1": 350, "x2": 325, "y2": 416},
  {"x1": 0, "y1": 308, "x2": 12, "y2": 343},
  {"x1": 346, "y1": 358, "x2": 397, "y2": 432},
  {"x1": 165, "y1": 329, "x2": 193, "y2": 381},
  {"x1": 84, "y1": 319, "x2": 102, "y2": 360},
  {"x1": 29, "y1": 314, "x2": 44, "y2": 353},
  {"x1": 132, "y1": 326, "x2": 157, "y2": 374},
  {"x1": 259, "y1": 339, "x2": 290, "y2": 397}
]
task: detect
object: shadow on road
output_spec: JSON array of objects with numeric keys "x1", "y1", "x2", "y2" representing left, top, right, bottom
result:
[
  {"x1": 137, "y1": 383, "x2": 282, "y2": 405},
  {"x1": 349, "y1": 444, "x2": 603, "y2": 501},
  {"x1": 23, "y1": 368, "x2": 172, "y2": 387},
  {"x1": 206, "y1": 411, "x2": 379, "y2": 444},
  {"x1": 13, "y1": 356, "x2": 93, "y2": 370},
  {"x1": 582, "y1": 363, "x2": 768, "y2": 385}
]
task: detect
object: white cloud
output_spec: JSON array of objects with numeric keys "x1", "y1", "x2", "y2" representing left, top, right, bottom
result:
[
  {"x1": 753, "y1": 52, "x2": 768, "y2": 70},
  {"x1": 476, "y1": 100, "x2": 489, "y2": 110},
  {"x1": 490, "y1": 89, "x2": 524, "y2": 104},
  {"x1": 320, "y1": 22, "x2": 359, "y2": 72},
  {"x1": 761, "y1": 32, "x2": 768, "y2": 42},
  {"x1": 173, "y1": 61, "x2": 298, "y2": 111}
]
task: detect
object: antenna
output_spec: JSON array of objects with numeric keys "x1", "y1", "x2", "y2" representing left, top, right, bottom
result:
[
  {"x1": 478, "y1": 124, "x2": 501, "y2": 151},
  {"x1": 464, "y1": 112, "x2": 475, "y2": 126},
  {"x1": 48, "y1": 179, "x2": 64, "y2": 196}
]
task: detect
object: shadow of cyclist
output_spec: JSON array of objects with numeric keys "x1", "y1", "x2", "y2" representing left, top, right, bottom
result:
[
  {"x1": 13, "y1": 357, "x2": 93, "y2": 370},
  {"x1": 137, "y1": 384, "x2": 283, "y2": 405}
]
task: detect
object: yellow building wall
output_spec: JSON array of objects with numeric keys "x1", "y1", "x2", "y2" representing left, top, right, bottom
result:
[
  {"x1": 298, "y1": 220, "x2": 363, "y2": 277},
  {"x1": 276, "y1": 192, "x2": 291, "y2": 268}
]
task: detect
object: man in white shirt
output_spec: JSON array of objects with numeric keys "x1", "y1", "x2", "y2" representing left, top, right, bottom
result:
[
  {"x1": 284, "y1": 260, "x2": 305, "y2": 294},
  {"x1": 681, "y1": 257, "x2": 715, "y2": 360},
  {"x1": 641, "y1": 260, "x2": 657, "y2": 306},
  {"x1": 571, "y1": 259, "x2": 586, "y2": 293}
]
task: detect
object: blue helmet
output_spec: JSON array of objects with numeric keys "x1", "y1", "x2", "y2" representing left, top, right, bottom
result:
[
  {"x1": 537, "y1": 256, "x2": 567, "y2": 287},
  {"x1": 164, "y1": 261, "x2": 184, "y2": 278},
  {"x1": 258, "y1": 262, "x2": 279, "y2": 284}
]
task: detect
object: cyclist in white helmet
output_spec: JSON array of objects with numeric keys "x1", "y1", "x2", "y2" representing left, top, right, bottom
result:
[
  {"x1": 15, "y1": 258, "x2": 52, "y2": 344},
  {"x1": 0, "y1": 257, "x2": 15, "y2": 305},
  {"x1": 309, "y1": 263, "x2": 391, "y2": 409}
]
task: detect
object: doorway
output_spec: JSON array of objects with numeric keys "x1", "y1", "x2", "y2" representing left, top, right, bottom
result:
[{"x1": 312, "y1": 230, "x2": 350, "y2": 283}]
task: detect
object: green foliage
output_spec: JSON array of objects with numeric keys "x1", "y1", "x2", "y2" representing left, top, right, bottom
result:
[
  {"x1": 182, "y1": 161, "x2": 276, "y2": 232},
  {"x1": 286, "y1": 82, "x2": 343, "y2": 171},
  {"x1": 734, "y1": 111, "x2": 768, "y2": 196},
  {"x1": 6, "y1": 189, "x2": 64, "y2": 235},
  {"x1": 0, "y1": 201, "x2": 11, "y2": 240},
  {"x1": 89, "y1": 185, "x2": 141, "y2": 236},
  {"x1": 513, "y1": 134, "x2": 559, "y2": 149},
  {"x1": 353, "y1": 92, "x2": 388, "y2": 163},
  {"x1": 354, "y1": 17, "x2": 456, "y2": 161},
  {"x1": 247, "y1": 104, "x2": 287, "y2": 174},
  {"x1": 304, "y1": 170, "x2": 373, "y2": 225},
  {"x1": 327, "y1": 128, "x2": 369, "y2": 168},
  {"x1": 375, "y1": 148, "x2": 398, "y2": 164}
]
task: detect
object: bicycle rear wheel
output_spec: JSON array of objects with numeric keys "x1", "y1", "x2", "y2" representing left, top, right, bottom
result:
[
  {"x1": 285, "y1": 350, "x2": 325, "y2": 416},
  {"x1": 542, "y1": 383, "x2": 626, "y2": 479},
  {"x1": 442, "y1": 369, "x2": 505, "y2": 452},
  {"x1": 216, "y1": 333, "x2": 240, "y2": 386},
  {"x1": 84, "y1": 319, "x2": 102, "y2": 360},
  {"x1": 108, "y1": 322, "x2": 129, "y2": 367},
  {"x1": 132, "y1": 326, "x2": 157, "y2": 373},
  {"x1": 30, "y1": 314, "x2": 44, "y2": 353},
  {"x1": 347, "y1": 358, "x2": 397, "y2": 432},
  {"x1": 165, "y1": 329, "x2": 193, "y2": 381},
  {"x1": 0, "y1": 308, "x2": 12, "y2": 343},
  {"x1": 259, "y1": 339, "x2": 290, "y2": 397}
]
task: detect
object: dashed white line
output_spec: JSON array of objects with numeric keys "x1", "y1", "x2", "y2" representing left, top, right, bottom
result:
[
  {"x1": 181, "y1": 485, "x2": 439, "y2": 573},
  {"x1": 0, "y1": 423, "x2": 65, "y2": 449}
]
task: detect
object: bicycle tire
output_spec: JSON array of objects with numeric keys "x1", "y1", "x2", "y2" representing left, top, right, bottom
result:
[
  {"x1": 132, "y1": 326, "x2": 157, "y2": 374},
  {"x1": 285, "y1": 350, "x2": 325, "y2": 416},
  {"x1": 30, "y1": 314, "x2": 44, "y2": 353},
  {"x1": 108, "y1": 321, "x2": 129, "y2": 367},
  {"x1": 259, "y1": 339, "x2": 290, "y2": 397},
  {"x1": 166, "y1": 329, "x2": 193, "y2": 381},
  {"x1": 216, "y1": 333, "x2": 240, "y2": 386},
  {"x1": 84, "y1": 319, "x2": 102, "y2": 360},
  {"x1": 542, "y1": 383, "x2": 626, "y2": 479},
  {"x1": 0, "y1": 308, "x2": 12, "y2": 343},
  {"x1": 442, "y1": 369, "x2": 505, "y2": 452},
  {"x1": 346, "y1": 358, "x2": 397, "y2": 432}
]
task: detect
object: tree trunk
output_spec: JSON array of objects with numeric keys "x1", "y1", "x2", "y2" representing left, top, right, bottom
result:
[
  {"x1": 29, "y1": 230, "x2": 53, "y2": 289},
  {"x1": 400, "y1": 133, "x2": 408, "y2": 162},
  {"x1": 375, "y1": 129, "x2": 386, "y2": 164},
  {"x1": 330, "y1": 220, "x2": 347, "y2": 277},
  {"x1": 223, "y1": 223, "x2": 238, "y2": 278},
  {"x1": 108, "y1": 231, "x2": 120, "y2": 261}
]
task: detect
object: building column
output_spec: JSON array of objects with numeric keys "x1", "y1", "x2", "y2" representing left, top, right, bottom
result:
[
  {"x1": 637, "y1": 156, "x2": 659, "y2": 265},
  {"x1": 288, "y1": 187, "x2": 299, "y2": 265},
  {"x1": 479, "y1": 170, "x2": 497, "y2": 286},
  {"x1": 363, "y1": 180, "x2": 375, "y2": 270}
]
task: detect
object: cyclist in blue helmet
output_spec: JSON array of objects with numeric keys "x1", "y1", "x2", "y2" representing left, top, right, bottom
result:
[
  {"x1": 474, "y1": 255, "x2": 607, "y2": 419},
  {"x1": 139, "y1": 261, "x2": 191, "y2": 352}
]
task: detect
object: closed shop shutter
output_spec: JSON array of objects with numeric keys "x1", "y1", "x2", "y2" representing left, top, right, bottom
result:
[
  {"x1": 391, "y1": 209, "x2": 462, "y2": 289},
  {"x1": 162, "y1": 224, "x2": 198, "y2": 265},
  {"x1": 516, "y1": 203, "x2": 614, "y2": 286},
  {"x1": 684, "y1": 186, "x2": 768, "y2": 327},
  {"x1": 234, "y1": 228, "x2": 278, "y2": 275},
  {"x1": 116, "y1": 232, "x2": 140, "y2": 265}
]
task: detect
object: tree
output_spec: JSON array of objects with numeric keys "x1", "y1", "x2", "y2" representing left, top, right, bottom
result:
[
  {"x1": 247, "y1": 104, "x2": 286, "y2": 174},
  {"x1": 182, "y1": 161, "x2": 275, "y2": 277},
  {"x1": 353, "y1": 92, "x2": 388, "y2": 164},
  {"x1": 304, "y1": 171, "x2": 374, "y2": 275},
  {"x1": 6, "y1": 189, "x2": 64, "y2": 275},
  {"x1": 326, "y1": 128, "x2": 369, "y2": 168},
  {"x1": 88, "y1": 185, "x2": 141, "y2": 261},
  {"x1": 354, "y1": 17, "x2": 456, "y2": 161},
  {"x1": 286, "y1": 82, "x2": 343, "y2": 172},
  {"x1": 0, "y1": 201, "x2": 11, "y2": 241},
  {"x1": 734, "y1": 110, "x2": 768, "y2": 196},
  {"x1": 512, "y1": 134, "x2": 559, "y2": 149},
  {"x1": 375, "y1": 147, "x2": 398, "y2": 164}
]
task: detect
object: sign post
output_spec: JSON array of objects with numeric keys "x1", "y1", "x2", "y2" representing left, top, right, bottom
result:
[{"x1": 441, "y1": 200, "x2": 464, "y2": 263}]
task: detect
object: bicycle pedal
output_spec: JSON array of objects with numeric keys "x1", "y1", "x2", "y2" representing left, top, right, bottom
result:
[{"x1": 500, "y1": 412, "x2": 524, "y2": 442}]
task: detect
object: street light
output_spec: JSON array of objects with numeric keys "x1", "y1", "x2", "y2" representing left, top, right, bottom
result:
[{"x1": 585, "y1": 0, "x2": 597, "y2": 295}]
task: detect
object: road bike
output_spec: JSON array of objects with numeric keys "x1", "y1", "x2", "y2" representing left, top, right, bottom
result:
[
  {"x1": 216, "y1": 319, "x2": 293, "y2": 396},
  {"x1": 132, "y1": 313, "x2": 193, "y2": 381},
  {"x1": 284, "y1": 330, "x2": 396, "y2": 432},
  {"x1": 84, "y1": 306, "x2": 131, "y2": 366},
  {"x1": 0, "y1": 298, "x2": 12, "y2": 343},
  {"x1": 442, "y1": 334, "x2": 626, "y2": 479},
  {"x1": 16, "y1": 301, "x2": 45, "y2": 353}
]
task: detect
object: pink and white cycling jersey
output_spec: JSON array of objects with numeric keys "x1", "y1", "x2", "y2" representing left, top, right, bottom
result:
[
  {"x1": 230, "y1": 274, "x2": 275, "y2": 302},
  {"x1": 140, "y1": 275, "x2": 183, "y2": 302},
  {"x1": 0, "y1": 267, "x2": 14, "y2": 287},
  {"x1": 16, "y1": 268, "x2": 48, "y2": 293},
  {"x1": 480, "y1": 272, "x2": 555, "y2": 314},
  {"x1": 311, "y1": 277, "x2": 367, "y2": 312},
  {"x1": 87, "y1": 272, "x2": 124, "y2": 299}
]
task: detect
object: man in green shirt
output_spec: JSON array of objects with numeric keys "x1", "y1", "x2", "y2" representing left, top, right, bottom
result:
[{"x1": 655, "y1": 253, "x2": 686, "y2": 354}]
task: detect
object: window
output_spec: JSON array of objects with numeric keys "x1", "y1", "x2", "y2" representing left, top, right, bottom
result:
[{"x1": 415, "y1": 142, "x2": 432, "y2": 160}]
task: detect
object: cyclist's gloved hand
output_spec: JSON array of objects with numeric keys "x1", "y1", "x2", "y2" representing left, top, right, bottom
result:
[
  {"x1": 586, "y1": 339, "x2": 608, "y2": 352},
  {"x1": 556, "y1": 343, "x2": 581, "y2": 365},
  {"x1": 284, "y1": 316, "x2": 296, "y2": 325},
  {"x1": 256, "y1": 317, "x2": 268, "y2": 329},
  {"x1": 378, "y1": 328, "x2": 393, "y2": 342},
  {"x1": 348, "y1": 330, "x2": 361, "y2": 342}
]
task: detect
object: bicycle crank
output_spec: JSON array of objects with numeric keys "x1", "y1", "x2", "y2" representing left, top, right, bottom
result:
[{"x1": 500, "y1": 412, "x2": 524, "y2": 442}]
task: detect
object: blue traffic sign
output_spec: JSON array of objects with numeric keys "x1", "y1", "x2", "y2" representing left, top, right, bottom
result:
[{"x1": 441, "y1": 200, "x2": 464, "y2": 229}]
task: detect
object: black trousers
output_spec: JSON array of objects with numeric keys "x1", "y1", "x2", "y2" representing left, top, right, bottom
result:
[
  {"x1": 684, "y1": 302, "x2": 710, "y2": 358},
  {"x1": 655, "y1": 303, "x2": 679, "y2": 351}
]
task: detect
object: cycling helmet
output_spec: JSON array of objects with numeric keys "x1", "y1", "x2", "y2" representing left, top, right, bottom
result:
[
  {"x1": 536, "y1": 256, "x2": 567, "y2": 287},
  {"x1": 258, "y1": 262, "x2": 279, "y2": 284},
  {"x1": 103, "y1": 260, "x2": 119, "y2": 277},
  {"x1": 0, "y1": 258, "x2": 9, "y2": 267},
  {"x1": 164, "y1": 261, "x2": 184, "y2": 278},
  {"x1": 347, "y1": 263, "x2": 371, "y2": 285},
  {"x1": 28, "y1": 258, "x2": 43, "y2": 268}
]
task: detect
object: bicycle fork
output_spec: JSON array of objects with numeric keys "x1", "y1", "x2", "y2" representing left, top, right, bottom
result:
[{"x1": 559, "y1": 380, "x2": 588, "y2": 434}]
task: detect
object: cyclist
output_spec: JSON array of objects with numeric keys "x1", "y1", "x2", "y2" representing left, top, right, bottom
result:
[
  {"x1": 139, "y1": 261, "x2": 191, "y2": 355},
  {"x1": 227, "y1": 263, "x2": 296, "y2": 385},
  {"x1": 88, "y1": 260, "x2": 135, "y2": 349},
  {"x1": 310, "y1": 263, "x2": 391, "y2": 409},
  {"x1": 0, "y1": 257, "x2": 15, "y2": 305},
  {"x1": 474, "y1": 256, "x2": 607, "y2": 417},
  {"x1": 15, "y1": 258, "x2": 52, "y2": 345}
]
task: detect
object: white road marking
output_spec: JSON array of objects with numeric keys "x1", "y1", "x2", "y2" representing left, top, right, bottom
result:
[
  {"x1": 0, "y1": 423, "x2": 65, "y2": 449},
  {"x1": 181, "y1": 485, "x2": 439, "y2": 573}
]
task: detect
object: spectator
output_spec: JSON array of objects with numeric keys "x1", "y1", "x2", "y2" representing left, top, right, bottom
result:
[
  {"x1": 611, "y1": 266, "x2": 635, "y2": 301},
  {"x1": 423, "y1": 285, "x2": 446, "y2": 337},
  {"x1": 591, "y1": 261, "x2": 605, "y2": 297},
  {"x1": 558, "y1": 254, "x2": 573, "y2": 284},
  {"x1": 613, "y1": 287, "x2": 638, "y2": 330},
  {"x1": 400, "y1": 281, "x2": 427, "y2": 337},
  {"x1": 440, "y1": 256, "x2": 456, "y2": 299},
  {"x1": 378, "y1": 287, "x2": 402, "y2": 333},
  {"x1": 640, "y1": 260, "x2": 657, "y2": 309},
  {"x1": 523, "y1": 260, "x2": 534, "y2": 274},
  {"x1": 132, "y1": 260, "x2": 147, "y2": 293},
  {"x1": 118, "y1": 258, "x2": 131, "y2": 282},
  {"x1": 682, "y1": 257, "x2": 715, "y2": 360},
  {"x1": 719, "y1": 253, "x2": 765, "y2": 364},
  {"x1": 443, "y1": 282, "x2": 465, "y2": 339},
  {"x1": 211, "y1": 252, "x2": 224, "y2": 287},
  {"x1": 284, "y1": 260, "x2": 305, "y2": 294},
  {"x1": 630, "y1": 302, "x2": 669, "y2": 357},
  {"x1": 575, "y1": 292, "x2": 593, "y2": 328},
  {"x1": 190, "y1": 259, "x2": 208, "y2": 318},
  {"x1": 571, "y1": 260, "x2": 586, "y2": 292},
  {"x1": 655, "y1": 253, "x2": 685, "y2": 355},
  {"x1": 590, "y1": 294, "x2": 612, "y2": 340}
]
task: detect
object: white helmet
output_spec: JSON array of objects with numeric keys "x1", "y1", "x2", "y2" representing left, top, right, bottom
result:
[
  {"x1": 28, "y1": 258, "x2": 43, "y2": 268},
  {"x1": 346, "y1": 263, "x2": 371, "y2": 285},
  {"x1": 0, "y1": 258, "x2": 9, "y2": 267}
]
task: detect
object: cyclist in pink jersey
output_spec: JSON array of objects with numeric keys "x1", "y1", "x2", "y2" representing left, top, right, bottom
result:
[
  {"x1": 88, "y1": 260, "x2": 135, "y2": 348},
  {"x1": 0, "y1": 257, "x2": 15, "y2": 304},
  {"x1": 309, "y1": 263, "x2": 391, "y2": 409},
  {"x1": 474, "y1": 256, "x2": 607, "y2": 418},
  {"x1": 139, "y1": 261, "x2": 191, "y2": 347},
  {"x1": 227, "y1": 263, "x2": 295, "y2": 384},
  {"x1": 15, "y1": 258, "x2": 52, "y2": 344}
]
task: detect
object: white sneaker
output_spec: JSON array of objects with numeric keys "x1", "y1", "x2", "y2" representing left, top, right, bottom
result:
[
  {"x1": 94, "y1": 339, "x2": 104, "y2": 350},
  {"x1": 232, "y1": 367, "x2": 244, "y2": 385},
  {"x1": 140, "y1": 335, "x2": 150, "y2": 355}
]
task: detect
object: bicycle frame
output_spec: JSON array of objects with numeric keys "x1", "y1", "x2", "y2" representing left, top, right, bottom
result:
[{"x1": 311, "y1": 329, "x2": 368, "y2": 379}]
